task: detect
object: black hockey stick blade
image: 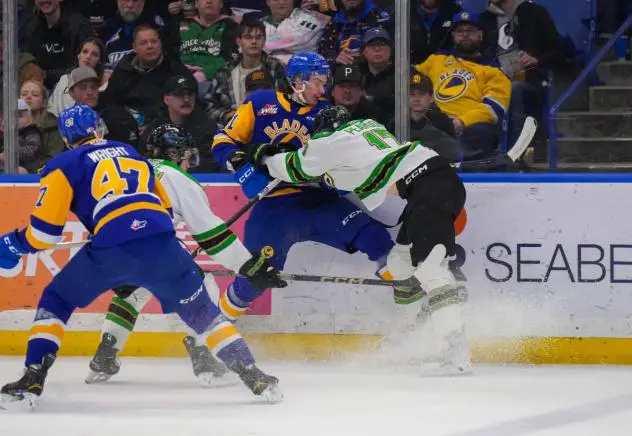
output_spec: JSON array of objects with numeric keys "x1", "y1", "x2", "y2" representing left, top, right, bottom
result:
[{"x1": 452, "y1": 116, "x2": 537, "y2": 170}]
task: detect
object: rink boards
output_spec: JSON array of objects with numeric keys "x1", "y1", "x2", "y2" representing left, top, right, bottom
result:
[{"x1": 1, "y1": 173, "x2": 632, "y2": 364}]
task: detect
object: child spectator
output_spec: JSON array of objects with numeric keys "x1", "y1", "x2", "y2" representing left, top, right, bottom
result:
[
  {"x1": 318, "y1": 0, "x2": 392, "y2": 68},
  {"x1": 204, "y1": 16, "x2": 286, "y2": 127},
  {"x1": 261, "y1": 0, "x2": 330, "y2": 65},
  {"x1": 48, "y1": 37, "x2": 107, "y2": 117},
  {"x1": 179, "y1": 0, "x2": 239, "y2": 90},
  {"x1": 20, "y1": 80, "x2": 65, "y2": 159},
  {"x1": 414, "y1": 11, "x2": 511, "y2": 160},
  {"x1": 22, "y1": 0, "x2": 94, "y2": 91}
]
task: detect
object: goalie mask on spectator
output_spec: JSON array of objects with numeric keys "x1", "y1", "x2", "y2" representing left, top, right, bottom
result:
[
  {"x1": 285, "y1": 52, "x2": 331, "y2": 105},
  {"x1": 145, "y1": 124, "x2": 199, "y2": 169},
  {"x1": 58, "y1": 105, "x2": 106, "y2": 148},
  {"x1": 313, "y1": 105, "x2": 352, "y2": 134}
]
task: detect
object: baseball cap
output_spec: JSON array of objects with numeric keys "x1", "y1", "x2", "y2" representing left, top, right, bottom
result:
[
  {"x1": 245, "y1": 69, "x2": 274, "y2": 93},
  {"x1": 68, "y1": 66, "x2": 99, "y2": 89},
  {"x1": 363, "y1": 27, "x2": 392, "y2": 45},
  {"x1": 410, "y1": 72, "x2": 433, "y2": 94},
  {"x1": 333, "y1": 65, "x2": 364, "y2": 86},
  {"x1": 165, "y1": 74, "x2": 197, "y2": 96},
  {"x1": 452, "y1": 11, "x2": 483, "y2": 29}
]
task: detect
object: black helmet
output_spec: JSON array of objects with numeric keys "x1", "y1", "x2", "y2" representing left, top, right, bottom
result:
[
  {"x1": 145, "y1": 124, "x2": 199, "y2": 167},
  {"x1": 313, "y1": 105, "x2": 351, "y2": 135}
]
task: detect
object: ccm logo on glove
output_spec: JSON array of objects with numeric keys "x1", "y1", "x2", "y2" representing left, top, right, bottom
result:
[{"x1": 238, "y1": 165, "x2": 255, "y2": 183}]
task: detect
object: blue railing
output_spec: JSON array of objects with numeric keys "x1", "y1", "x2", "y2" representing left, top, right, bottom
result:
[{"x1": 548, "y1": 13, "x2": 632, "y2": 169}]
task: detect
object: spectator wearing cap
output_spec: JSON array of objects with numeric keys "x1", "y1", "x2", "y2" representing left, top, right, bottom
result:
[
  {"x1": 0, "y1": 100, "x2": 45, "y2": 174},
  {"x1": 48, "y1": 37, "x2": 107, "y2": 117},
  {"x1": 261, "y1": 0, "x2": 330, "y2": 66},
  {"x1": 204, "y1": 17, "x2": 286, "y2": 128},
  {"x1": 318, "y1": 0, "x2": 392, "y2": 67},
  {"x1": 245, "y1": 69, "x2": 275, "y2": 97},
  {"x1": 59, "y1": 66, "x2": 140, "y2": 147},
  {"x1": 410, "y1": 0, "x2": 461, "y2": 64},
  {"x1": 22, "y1": 0, "x2": 94, "y2": 91},
  {"x1": 20, "y1": 80, "x2": 65, "y2": 158},
  {"x1": 99, "y1": 0, "x2": 178, "y2": 84},
  {"x1": 361, "y1": 27, "x2": 395, "y2": 123},
  {"x1": 389, "y1": 72, "x2": 461, "y2": 161},
  {"x1": 480, "y1": 0, "x2": 562, "y2": 158},
  {"x1": 332, "y1": 64, "x2": 387, "y2": 124},
  {"x1": 101, "y1": 25, "x2": 194, "y2": 130},
  {"x1": 178, "y1": 0, "x2": 240, "y2": 90},
  {"x1": 142, "y1": 74, "x2": 221, "y2": 172},
  {"x1": 414, "y1": 11, "x2": 511, "y2": 161}
]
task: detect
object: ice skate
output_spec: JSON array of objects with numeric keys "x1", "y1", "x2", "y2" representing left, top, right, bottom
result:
[
  {"x1": 86, "y1": 333, "x2": 121, "y2": 384},
  {"x1": 1, "y1": 354, "x2": 56, "y2": 411},
  {"x1": 234, "y1": 362, "x2": 283, "y2": 403},
  {"x1": 183, "y1": 335, "x2": 229, "y2": 387}
]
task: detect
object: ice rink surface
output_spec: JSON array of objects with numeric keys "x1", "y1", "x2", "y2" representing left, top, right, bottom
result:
[{"x1": 2, "y1": 357, "x2": 632, "y2": 436}]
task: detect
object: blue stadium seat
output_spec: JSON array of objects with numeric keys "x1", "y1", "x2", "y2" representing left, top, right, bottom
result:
[{"x1": 534, "y1": 0, "x2": 596, "y2": 62}]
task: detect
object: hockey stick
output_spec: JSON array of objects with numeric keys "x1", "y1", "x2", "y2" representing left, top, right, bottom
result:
[
  {"x1": 224, "y1": 178, "x2": 282, "y2": 227},
  {"x1": 451, "y1": 116, "x2": 537, "y2": 170}
]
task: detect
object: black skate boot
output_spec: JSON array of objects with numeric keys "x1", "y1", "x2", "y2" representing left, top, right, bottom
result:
[
  {"x1": 1, "y1": 353, "x2": 56, "y2": 411},
  {"x1": 232, "y1": 361, "x2": 282, "y2": 403},
  {"x1": 85, "y1": 333, "x2": 121, "y2": 384},
  {"x1": 183, "y1": 336, "x2": 228, "y2": 387}
]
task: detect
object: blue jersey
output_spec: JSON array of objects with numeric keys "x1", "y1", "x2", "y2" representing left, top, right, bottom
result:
[
  {"x1": 211, "y1": 90, "x2": 330, "y2": 169},
  {"x1": 17, "y1": 138, "x2": 174, "y2": 252}
]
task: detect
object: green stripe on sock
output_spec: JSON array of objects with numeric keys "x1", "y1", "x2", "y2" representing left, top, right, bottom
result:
[
  {"x1": 105, "y1": 313, "x2": 134, "y2": 332},
  {"x1": 111, "y1": 296, "x2": 139, "y2": 317}
]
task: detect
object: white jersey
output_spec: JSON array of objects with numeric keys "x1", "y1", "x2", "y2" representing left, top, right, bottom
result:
[
  {"x1": 150, "y1": 159, "x2": 251, "y2": 272},
  {"x1": 265, "y1": 119, "x2": 439, "y2": 211},
  {"x1": 263, "y1": 9, "x2": 329, "y2": 65}
]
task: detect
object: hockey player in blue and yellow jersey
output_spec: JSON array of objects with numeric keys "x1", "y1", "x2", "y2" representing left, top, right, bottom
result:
[
  {"x1": 211, "y1": 52, "x2": 394, "y2": 323},
  {"x1": 0, "y1": 106, "x2": 284, "y2": 410}
]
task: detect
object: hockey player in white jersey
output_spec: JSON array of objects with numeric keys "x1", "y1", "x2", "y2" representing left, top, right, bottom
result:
[
  {"x1": 251, "y1": 106, "x2": 470, "y2": 374},
  {"x1": 87, "y1": 124, "x2": 287, "y2": 387}
]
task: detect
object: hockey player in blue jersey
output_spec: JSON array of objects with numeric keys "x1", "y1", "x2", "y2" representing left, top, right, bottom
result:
[
  {"x1": 211, "y1": 52, "x2": 396, "y2": 323},
  {"x1": 0, "y1": 106, "x2": 285, "y2": 410}
]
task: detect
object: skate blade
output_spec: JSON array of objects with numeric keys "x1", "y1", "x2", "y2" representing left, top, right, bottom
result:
[
  {"x1": 260, "y1": 383, "x2": 283, "y2": 404},
  {"x1": 85, "y1": 371, "x2": 114, "y2": 384},
  {"x1": 0, "y1": 392, "x2": 38, "y2": 412},
  {"x1": 197, "y1": 371, "x2": 239, "y2": 388}
]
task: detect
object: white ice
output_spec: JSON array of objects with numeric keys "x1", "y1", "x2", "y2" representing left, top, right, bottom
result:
[{"x1": 2, "y1": 358, "x2": 632, "y2": 436}]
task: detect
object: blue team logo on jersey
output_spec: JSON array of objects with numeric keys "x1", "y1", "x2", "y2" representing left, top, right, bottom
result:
[{"x1": 435, "y1": 70, "x2": 474, "y2": 103}]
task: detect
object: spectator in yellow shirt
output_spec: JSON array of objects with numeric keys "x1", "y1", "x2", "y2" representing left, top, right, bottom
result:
[{"x1": 414, "y1": 10, "x2": 511, "y2": 161}]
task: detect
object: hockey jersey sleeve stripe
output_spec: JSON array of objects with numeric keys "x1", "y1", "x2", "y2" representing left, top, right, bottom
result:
[
  {"x1": 483, "y1": 96, "x2": 506, "y2": 123},
  {"x1": 25, "y1": 225, "x2": 63, "y2": 250},
  {"x1": 30, "y1": 216, "x2": 65, "y2": 240},
  {"x1": 285, "y1": 152, "x2": 316, "y2": 183},
  {"x1": 354, "y1": 143, "x2": 417, "y2": 200}
]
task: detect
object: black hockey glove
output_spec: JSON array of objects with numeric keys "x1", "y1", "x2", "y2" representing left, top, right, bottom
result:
[
  {"x1": 239, "y1": 254, "x2": 287, "y2": 291},
  {"x1": 249, "y1": 142, "x2": 300, "y2": 170},
  {"x1": 227, "y1": 150, "x2": 247, "y2": 172}
]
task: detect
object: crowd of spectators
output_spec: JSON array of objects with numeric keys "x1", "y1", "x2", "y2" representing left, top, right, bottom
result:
[{"x1": 1, "y1": 0, "x2": 572, "y2": 173}]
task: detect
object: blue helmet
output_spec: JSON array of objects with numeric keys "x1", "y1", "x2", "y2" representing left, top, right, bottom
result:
[
  {"x1": 286, "y1": 52, "x2": 330, "y2": 86},
  {"x1": 58, "y1": 105, "x2": 102, "y2": 147}
]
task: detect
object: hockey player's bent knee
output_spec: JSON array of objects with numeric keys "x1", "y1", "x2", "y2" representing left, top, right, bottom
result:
[{"x1": 350, "y1": 221, "x2": 394, "y2": 261}]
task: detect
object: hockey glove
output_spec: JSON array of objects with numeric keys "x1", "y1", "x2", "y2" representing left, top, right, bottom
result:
[
  {"x1": 239, "y1": 254, "x2": 287, "y2": 292},
  {"x1": 235, "y1": 163, "x2": 270, "y2": 199},
  {"x1": 0, "y1": 230, "x2": 27, "y2": 270},
  {"x1": 249, "y1": 142, "x2": 300, "y2": 170}
]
